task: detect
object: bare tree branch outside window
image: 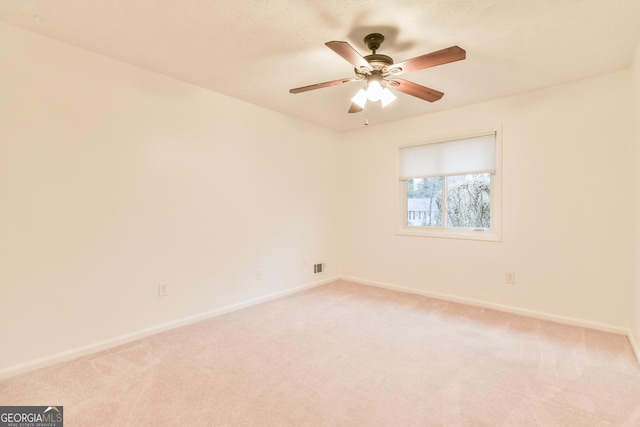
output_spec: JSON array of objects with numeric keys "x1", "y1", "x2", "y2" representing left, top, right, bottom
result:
[{"x1": 407, "y1": 174, "x2": 490, "y2": 229}]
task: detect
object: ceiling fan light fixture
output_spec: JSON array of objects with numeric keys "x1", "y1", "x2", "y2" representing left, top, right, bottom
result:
[
  {"x1": 365, "y1": 79, "x2": 384, "y2": 102},
  {"x1": 351, "y1": 88, "x2": 368, "y2": 108},
  {"x1": 352, "y1": 83, "x2": 396, "y2": 109},
  {"x1": 380, "y1": 88, "x2": 397, "y2": 107}
]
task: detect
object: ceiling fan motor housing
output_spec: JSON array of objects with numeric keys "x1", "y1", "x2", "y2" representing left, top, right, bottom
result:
[
  {"x1": 363, "y1": 33, "x2": 394, "y2": 70},
  {"x1": 364, "y1": 53, "x2": 394, "y2": 69}
]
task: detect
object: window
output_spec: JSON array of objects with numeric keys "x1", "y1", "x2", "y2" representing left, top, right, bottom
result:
[{"x1": 398, "y1": 131, "x2": 501, "y2": 241}]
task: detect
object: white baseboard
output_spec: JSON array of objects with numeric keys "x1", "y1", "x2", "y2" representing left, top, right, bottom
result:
[
  {"x1": 628, "y1": 331, "x2": 640, "y2": 367},
  {"x1": 341, "y1": 275, "x2": 631, "y2": 336},
  {"x1": 346, "y1": 275, "x2": 640, "y2": 365},
  {"x1": 0, "y1": 276, "x2": 338, "y2": 381},
  {"x1": 4, "y1": 275, "x2": 638, "y2": 380}
]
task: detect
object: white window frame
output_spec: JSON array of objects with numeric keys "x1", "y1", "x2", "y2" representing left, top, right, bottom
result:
[{"x1": 396, "y1": 128, "x2": 502, "y2": 242}]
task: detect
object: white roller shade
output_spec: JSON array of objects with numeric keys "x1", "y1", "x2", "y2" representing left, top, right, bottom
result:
[{"x1": 399, "y1": 133, "x2": 496, "y2": 180}]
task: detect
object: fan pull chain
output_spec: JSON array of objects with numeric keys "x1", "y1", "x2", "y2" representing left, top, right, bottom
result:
[{"x1": 364, "y1": 101, "x2": 369, "y2": 126}]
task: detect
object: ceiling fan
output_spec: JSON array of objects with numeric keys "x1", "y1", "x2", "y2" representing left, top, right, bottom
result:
[{"x1": 289, "y1": 33, "x2": 466, "y2": 113}]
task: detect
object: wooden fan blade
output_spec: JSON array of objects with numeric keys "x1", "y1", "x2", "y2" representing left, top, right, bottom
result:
[
  {"x1": 289, "y1": 77, "x2": 355, "y2": 94},
  {"x1": 325, "y1": 41, "x2": 371, "y2": 71},
  {"x1": 348, "y1": 103, "x2": 363, "y2": 114},
  {"x1": 388, "y1": 46, "x2": 466, "y2": 75},
  {"x1": 388, "y1": 79, "x2": 444, "y2": 102}
]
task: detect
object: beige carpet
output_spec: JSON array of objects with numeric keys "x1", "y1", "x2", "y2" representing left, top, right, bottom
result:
[{"x1": 2, "y1": 280, "x2": 640, "y2": 426}]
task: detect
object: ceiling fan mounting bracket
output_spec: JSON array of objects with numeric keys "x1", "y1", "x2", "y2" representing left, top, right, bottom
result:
[{"x1": 364, "y1": 33, "x2": 385, "y2": 53}]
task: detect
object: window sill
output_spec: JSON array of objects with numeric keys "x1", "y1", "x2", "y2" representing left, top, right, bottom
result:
[{"x1": 396, "y1": 227, "x2": 501, "y2": 242}]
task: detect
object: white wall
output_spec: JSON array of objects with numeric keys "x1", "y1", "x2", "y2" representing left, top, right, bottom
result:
[
  {"x1": 2, "y1": 21, "x2": 638, "y2": 376},
  {"x1": 0, "y1": 23, "x2": 341, "y2": 374},
  {"x1": 632, "y1": 40, "x2": 640, "y2": 348},
  {"x1": 341, "y1": 71, "x2": 635, "y2": 330}
]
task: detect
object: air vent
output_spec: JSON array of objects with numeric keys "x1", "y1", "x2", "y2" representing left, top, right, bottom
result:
[{"x1": 313, "y1": 263, "x2": 325, "y2": 275}]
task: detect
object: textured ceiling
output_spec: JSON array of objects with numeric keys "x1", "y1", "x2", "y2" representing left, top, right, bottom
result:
[{"x1": 2, "y1": 0, "x2": 640, "y2": 132}]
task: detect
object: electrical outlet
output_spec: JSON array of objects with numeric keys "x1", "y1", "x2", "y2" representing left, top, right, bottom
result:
[
  {"x1": 505, "y1": 272, "x2": 516, "y2": 284},
  {"x1": 158, "y1": 282, "x2": 168, "y2": 297},
  {"x1": 256, "y1": 271, "x2": 263, "y2": 280}
]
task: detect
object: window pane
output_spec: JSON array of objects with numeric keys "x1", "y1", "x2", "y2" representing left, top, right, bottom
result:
[
  {"x1": 406, "y1": 177, "x2": 442, "y2": 227},
  {"x1": 445, "y1": 174, "x2": 491, "y2": 229}
]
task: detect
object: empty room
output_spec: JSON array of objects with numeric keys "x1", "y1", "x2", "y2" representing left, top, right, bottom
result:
[{"x1": 2, "y1": 0, "x2": 640, "y2": 425}]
